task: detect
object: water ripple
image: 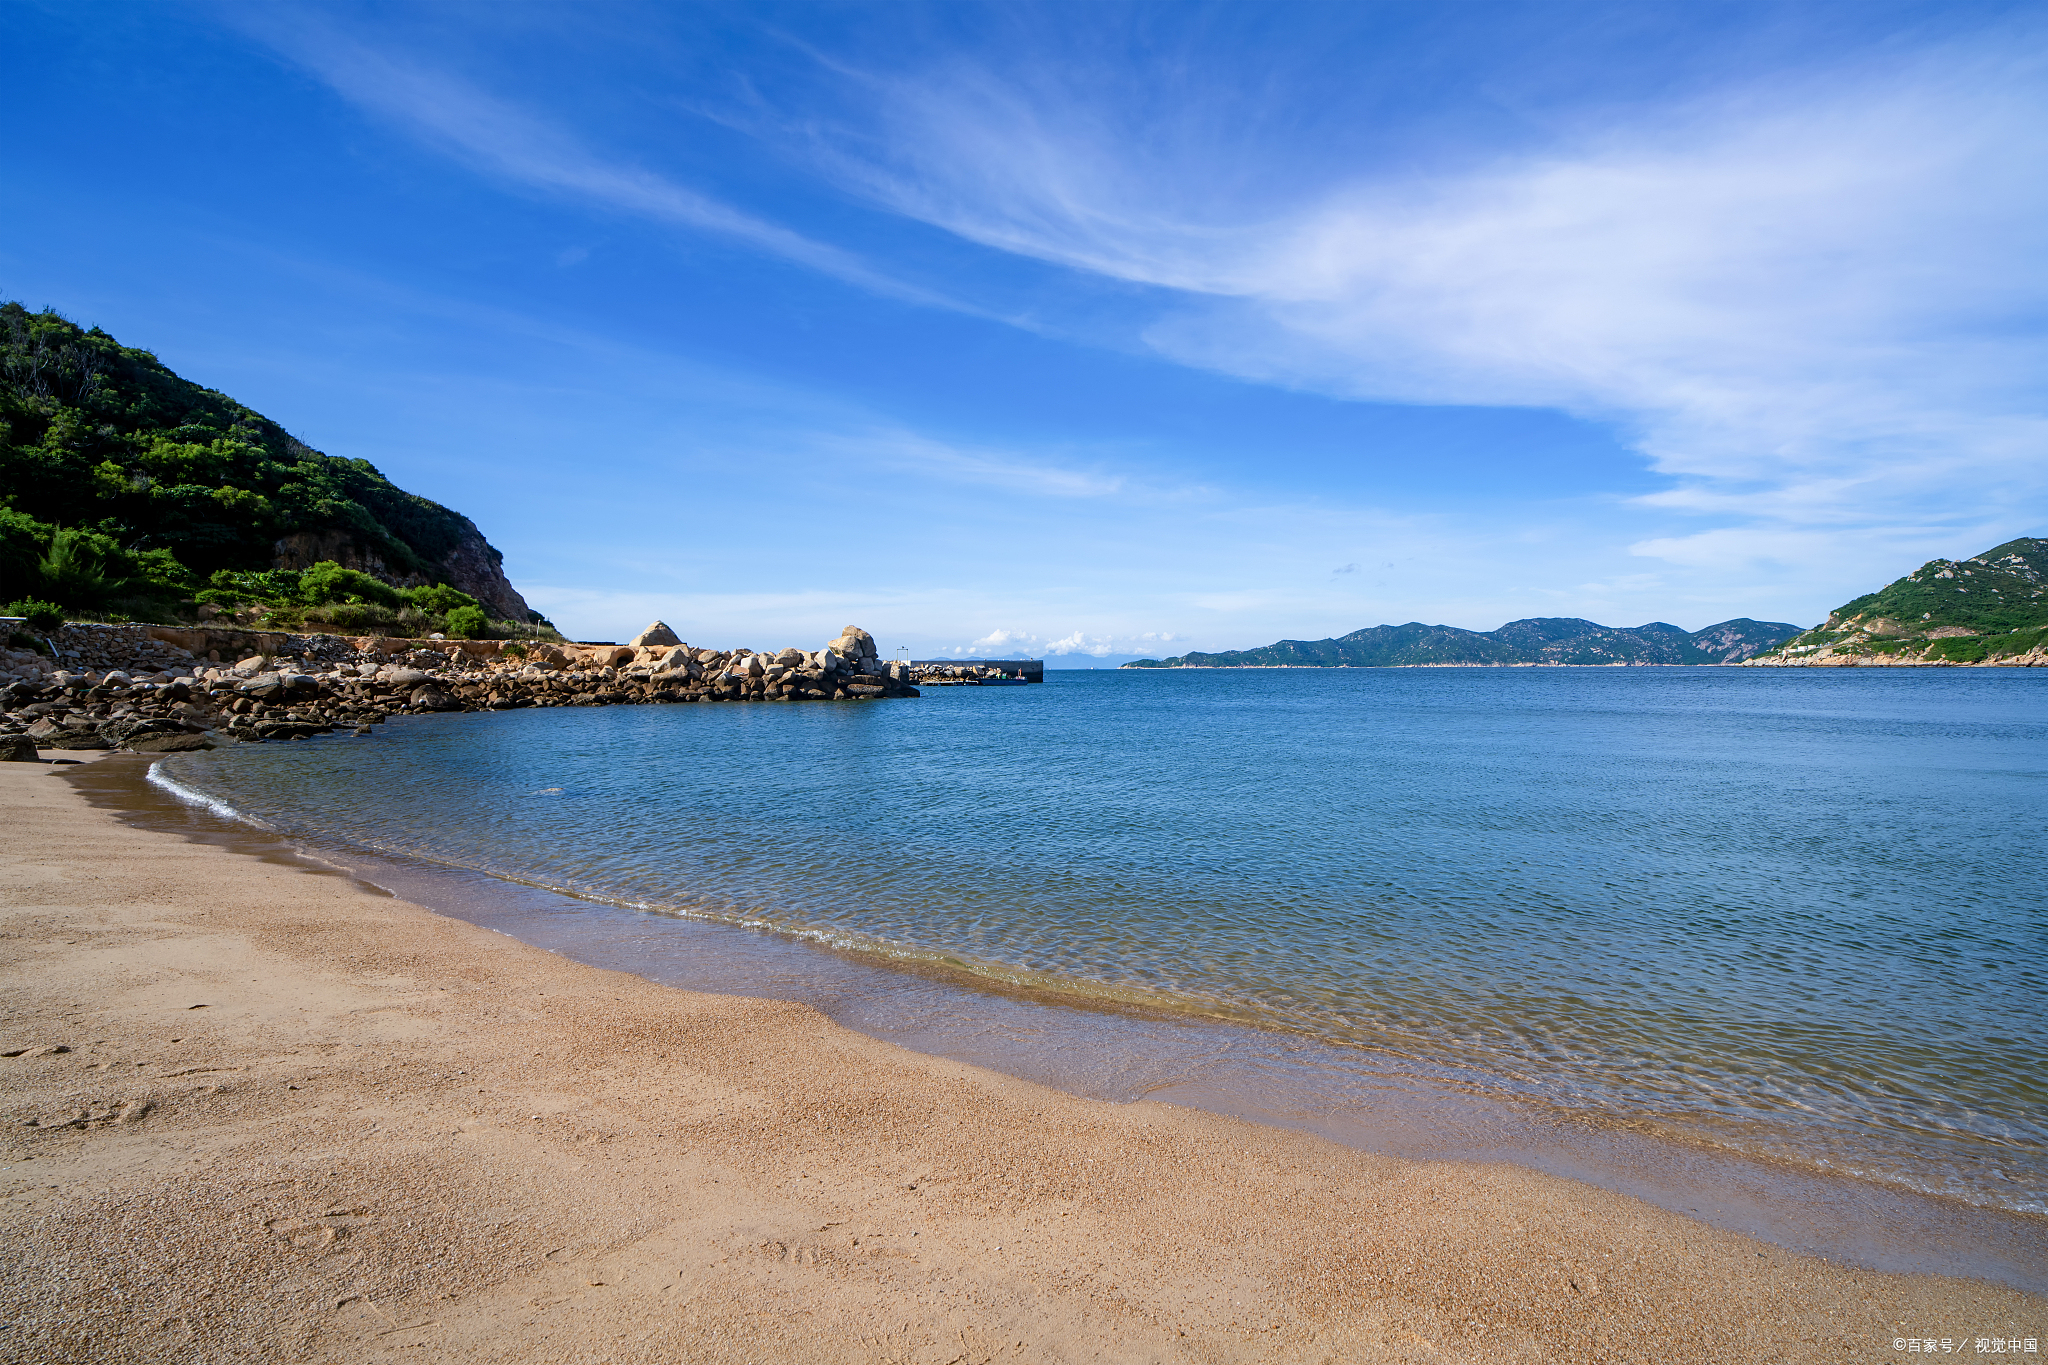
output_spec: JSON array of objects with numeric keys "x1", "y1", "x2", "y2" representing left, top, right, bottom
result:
[{"x1": 161, "y1": 667, "x2": 2048, "y2": 1212}]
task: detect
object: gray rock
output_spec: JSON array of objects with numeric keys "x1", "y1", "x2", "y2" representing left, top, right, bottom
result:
[
  {"x1": 128, "y1": 732, "x2": 214, "y2": 753},
  {"x1": 25, "y1": 718, "x2": 61, "y2": 740},
  {"x1": 411, "y1": 686, "x2": 460, "y2": 711},
  {"x1": 632, "y1": 621, "x2": 681, "y2": 648},
  {"x1": 385, "y1": 667, "x2": 431, "y2": 688},
  {"x1": 0, "y1": 735, "x2": 38, "y2": 762},
  {"x1": 102, "y1": 718, "x2": 183, "y2": 746}
]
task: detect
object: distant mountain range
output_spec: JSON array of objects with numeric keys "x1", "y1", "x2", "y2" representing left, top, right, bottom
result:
[
  {"x1": 1748, "y1": 536, "x2": 2047, "y2": 667},
  {"x1": 1122, "y1": 616, "x2": 1802, "y2": 669}
]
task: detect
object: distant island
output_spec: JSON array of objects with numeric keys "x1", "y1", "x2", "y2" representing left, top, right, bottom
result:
[
  {"x1": 1126, "y1": 535, "x2": 2048, "y2": 671},
  {"x1": 1746, "y1": 536, "x2": 2046, "y2": 667},
  {"x1": 1122, "y1": 616, "x2": 1801, "y2": 669}
]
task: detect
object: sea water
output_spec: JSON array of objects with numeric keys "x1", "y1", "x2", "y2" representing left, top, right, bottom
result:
[{"x1": 156, "y1": 667, "x2": 2047, "y2": 1218}]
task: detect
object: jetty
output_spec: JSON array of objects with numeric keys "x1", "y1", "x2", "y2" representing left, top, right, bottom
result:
[
  {"x1": 909, "y1": 658, "x2": 1043, "y2": 684},
  {"x1": 0, "y1": 623, "x2": 921, "y2": 756}
]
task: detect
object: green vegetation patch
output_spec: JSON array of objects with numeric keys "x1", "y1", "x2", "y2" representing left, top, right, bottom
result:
[
  {"x1": 0, "y1": 301, "x2": 548, "y2": 636},
  {"x1": 190, "y1": 561, "x2": 495, "y2": 638},
  {"x1": 1758, "y1": 538, "x2": 2048, "y2": 662},
  {"x1": 1923, "y1": 625, "x2": 2048, "y2": 663}
]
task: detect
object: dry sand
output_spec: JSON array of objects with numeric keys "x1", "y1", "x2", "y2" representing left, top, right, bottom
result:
[{"x1": 1, "y1": 756, "x2": 2041, "y2": 1363}]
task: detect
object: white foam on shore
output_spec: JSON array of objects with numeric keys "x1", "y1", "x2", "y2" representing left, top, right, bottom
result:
[{"x1": 146, "y1": 760, "x2": 273, "y2": 829}]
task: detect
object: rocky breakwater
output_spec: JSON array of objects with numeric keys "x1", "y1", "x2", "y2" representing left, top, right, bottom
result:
[{"x1": 0, "y1": 623, "x2": 918, "y2": 763}]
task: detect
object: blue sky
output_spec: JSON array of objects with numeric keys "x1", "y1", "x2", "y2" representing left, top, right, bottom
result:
[{"x1": 4, "y1": 1, "x2": 2043, "y2": 660}]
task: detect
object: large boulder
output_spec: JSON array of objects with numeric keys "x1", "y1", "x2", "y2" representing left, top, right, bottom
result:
[
  {"x1": 239, "y1": 673, "x2": 287, "y2": 700},
  {"x1": 411, "y1": 686, "x2": 461, "y2": 711},
  {"x1": 0, "y1": 735, "x2": 38, "y2": 762},
  {"x1": 632, "y1": 621, "x2": 681, "y2": 648},
  {"x1": 832, "y1": 626, "x2": 879, "y2": 662},
  {"x1": 101, "y1": 718, "x2": 184, "y2": 747},
  {"x1": 128, "y1": 732, "x2": 214, "y2": 753}
]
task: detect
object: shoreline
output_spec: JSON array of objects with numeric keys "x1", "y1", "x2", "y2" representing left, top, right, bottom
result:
[
  {"x1": 3, "y1": 757, "x2": 2043, "y2": 1360},
  {"x1": 108, "y1": 749, "x2": 2048, "y2": 1289}
]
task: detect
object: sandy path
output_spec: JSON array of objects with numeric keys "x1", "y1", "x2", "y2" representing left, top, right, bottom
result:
[{"x1": 1, "y1": 758, "x2": 2039, "y2": 1363}]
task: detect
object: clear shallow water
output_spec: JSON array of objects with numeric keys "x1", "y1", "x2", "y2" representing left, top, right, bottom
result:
[{"x1": 159, "y1": 668, "x2": 2048, "y2": 1216}]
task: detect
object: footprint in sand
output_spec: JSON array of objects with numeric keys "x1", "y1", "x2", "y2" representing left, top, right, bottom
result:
[
  {"x1": 2, "y1": 1045, "x2": 72, "y2": 1058},
  {"x1": 758, "y1": 1240, "x2": 826, "y2": 1267},
  {"x1": 267, "y1": 1206, "x2": 375, "y2": 1252},
  {"x1": 19, "y1": 1099, "x2": 150, "y2": 1130}
]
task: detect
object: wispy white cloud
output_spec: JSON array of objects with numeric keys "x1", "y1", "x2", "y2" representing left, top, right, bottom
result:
[
  {"x1": 806, "y1": 36, "x2": 2048, "y2": 566},
  {"x1": 230, "y1": 11, "x2": 959, "y2": 309},
  {"x1": 817, "y1": 429, "x2": 1131, "y2": 499}
]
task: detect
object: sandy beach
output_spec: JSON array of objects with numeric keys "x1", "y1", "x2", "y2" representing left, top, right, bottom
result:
[{"x1": 2, "y1": 755, "x2": 2041, "y2": 1363}]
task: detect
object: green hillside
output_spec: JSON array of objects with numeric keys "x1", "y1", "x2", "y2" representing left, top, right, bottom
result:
[
  {"x1": 1125, "y1": 616, "x2": 1800, "y2": 669},
  {"x1": 0, "y1": 302, "x2": 545, "y2": 637},
  {"x1": 1754, "y1": 538, "x2": 2048, "y2": 665}
]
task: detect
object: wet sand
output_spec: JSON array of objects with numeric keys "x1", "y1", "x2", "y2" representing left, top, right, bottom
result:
[{"x1": 2, "y1": 756, "x2": 2041, "y2": 1363}]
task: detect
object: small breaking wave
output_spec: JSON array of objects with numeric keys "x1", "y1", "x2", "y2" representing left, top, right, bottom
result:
[{"x1": 146, "y1": 759, "x2": 272, "y2": 828}]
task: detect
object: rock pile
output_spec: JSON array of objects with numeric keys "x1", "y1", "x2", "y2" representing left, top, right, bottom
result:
[
  {"x1": 910, "y1": 662, "x2": 1022, "y2": 683},
  {"x1": 0, "y1": 623, "x2": 919, "y2": 759}
]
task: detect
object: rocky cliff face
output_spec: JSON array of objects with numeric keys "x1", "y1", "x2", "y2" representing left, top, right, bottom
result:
[
  {"x1": 1747, "y1": 537, "x2": 2048, "y2": 667},
  {"x1": 272, "y1": 527, "x2": 532, "y2": 624}
]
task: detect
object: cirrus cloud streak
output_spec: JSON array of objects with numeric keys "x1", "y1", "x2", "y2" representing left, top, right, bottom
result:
[{"x1": 814, "y1": 35, "x2": 2048, "y2": 571}]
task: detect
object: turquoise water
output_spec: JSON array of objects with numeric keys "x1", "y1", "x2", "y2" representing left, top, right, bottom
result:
[{"x1": 159, "y1": 668, "x2": 2048, "y2": 1214}]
